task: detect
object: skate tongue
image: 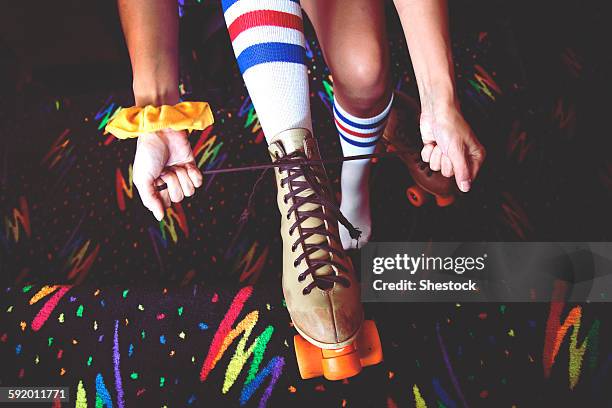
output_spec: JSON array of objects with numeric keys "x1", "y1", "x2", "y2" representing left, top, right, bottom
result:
[{"x1": 268, "y1": 128, "x2": 311, "y2": 159}]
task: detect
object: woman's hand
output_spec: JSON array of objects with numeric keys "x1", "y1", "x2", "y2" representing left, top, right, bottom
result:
[
  {"x1": 132, "y1": 129, "x2": 203, "y2": 221},
  {"x1": 419, "y1": 103, "x2": 486, "y2": 193}
]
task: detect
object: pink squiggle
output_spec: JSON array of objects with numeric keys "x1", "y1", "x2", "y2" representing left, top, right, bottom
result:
[{"x1": 31, "y1": 286, "x2": 72, "y2": 331}]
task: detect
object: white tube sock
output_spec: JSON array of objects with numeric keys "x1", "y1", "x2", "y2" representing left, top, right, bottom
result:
[{"x1": 334, "y1": 95, "x2": 394, "y2": 249}]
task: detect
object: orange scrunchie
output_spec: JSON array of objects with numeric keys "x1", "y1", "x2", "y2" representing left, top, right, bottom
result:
[{"x1": 105, "y1": 101, "x2": 214, "y2": 139}]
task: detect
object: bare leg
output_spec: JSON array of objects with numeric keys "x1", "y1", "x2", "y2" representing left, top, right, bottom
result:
[{"x1": 302, "y1": 0, "x2": 393, "y2": 249}]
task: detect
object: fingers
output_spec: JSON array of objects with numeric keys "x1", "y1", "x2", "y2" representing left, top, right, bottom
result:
[
  {"x1": 173, "y1": 166, "x2": 196, "y2": 197},
  {"x1": 429, "y1": 146, "x2": 443, "y2": 172},
  {"x1": 441, "y1": 156, "x2": 454, "y2": 178},
  {"x1": 156, "y1": 179, "x2": 171, "y2": 209},
  {"x1": 447, "y1": 142, "x2": 472, "y2": 193},
  {"x1": 421, "y1": 143, "x2": 435, "y2": 163},
  {"x1": 160, "y1": 171, "x2": 184, "y2": 203},
  {"x1": 185, "y1": 162, "x2": 204, "y2": 188}
]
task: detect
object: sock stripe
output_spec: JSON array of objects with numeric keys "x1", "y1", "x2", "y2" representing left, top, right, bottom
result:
[
  {"x1": 228, "y1": 10, "x2": 303, "y2": 42},
  {"x1": 222, "y1": 0, "x2": 300, "y2": 14},
  {"x1": 334, "y1": 95, "x2": 393, "y2": 154},
  {"x1": 236, "y1": 42, "x2": 306, "y2": 74},
  {"x1": 231, "y1": 26, "x2": 305, "y2": 57},
  {"x1": 335, "y1": 118, "x2": 383, "y2": 139},
  {"x1": 338, "y1": 132, "x2": 379, "y2": 148},
  {"x1": 333, "y1": 104, "x2": 388, "y2": 130}
]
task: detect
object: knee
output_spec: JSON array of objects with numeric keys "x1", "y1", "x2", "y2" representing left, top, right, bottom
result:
[{"x1": 331, "y1": 48, "x2": 390, "y2": 117}]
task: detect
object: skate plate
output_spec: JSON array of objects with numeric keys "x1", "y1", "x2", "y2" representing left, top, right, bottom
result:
[{"x1": 294, "y1": 320, "x2": 383, "y2": 381}]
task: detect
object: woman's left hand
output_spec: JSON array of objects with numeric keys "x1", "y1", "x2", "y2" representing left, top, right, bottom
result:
[{"x1": 419, "y1": 104, "x2": 486, "y2": 193}]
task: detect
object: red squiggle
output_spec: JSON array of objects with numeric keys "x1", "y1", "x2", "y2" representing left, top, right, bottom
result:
[
  {"x1": 200, "y1": 286, "x2": 253, "y2": 381},
  {"x1": 31, "y1": 286, "x2": 72, "y2": 331},
  {"x1": 543, "y1": 280, "x2": 600, "y2": 389}
]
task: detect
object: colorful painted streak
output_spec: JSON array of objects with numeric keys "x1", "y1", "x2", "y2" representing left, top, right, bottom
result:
[
  {"x1": 75, "y1": 380, "x2": 87, "y2": 408},
  {"x1": 3, "y1": 196, "x2": 30, "y2": 243},
  {"x1": 115, "y1": 165, "x2": 134, "y2": 211},
  {"x1": 200, "y1": 287, "x2": 285, "y2": 407},
  {"x1": 148, "y1": 201, "x2": 190, "y2": 260},
  {"x1": 552, "y1": 98, "x2": 576, "y2": 132},
  {"x1": 317, "y1": 77, "x2": 334, "y2": 113},
  {"x1": 507, "y1": 120, "x2": 534, "y2": 163},
  {"x1": 238, "y1": 96, "x2": 265, "y2": 144},
  {"x1": 41, "y1": 129, "x2": 76, "y2": 186},
  {"x1": 95, "y1": 373, "x2": 114, "y2": 407},
  {"x1": 95, "y1": 97, "x2": 122, "y2": 145},
  {"x1": 236, "y1": 242, "x2": 269, "y2": 285},
  {"x1": 413, "y1": 384, "x2": 428, "y2": 408},
  {"x1": 436, "y1": 322, "x2": 469, "y2": 408},
  {"x1": 500, "y1": 192, "x2": 533, "y2": 240},
  {"x1": 113, "y1": 320, "x2": 125, "y2": 408},
  {"x1": 543, "y1": 280, "x2": 600, "y2": 389},
  {"x1": 30, "y1": 285, "x2": 72, "y2": 331},
  {"x1": 468, "y1": 64, "x2": 502, "y2": 101},
  {"x1": 193, "y1": 127, "x2": 229, "y2": 191},
  {"x1": 62, "y1": 238, "x2": 101, "y2": 285}
]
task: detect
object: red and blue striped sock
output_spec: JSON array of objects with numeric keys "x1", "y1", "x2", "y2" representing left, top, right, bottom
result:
[
  {"x1": 333, "y1": 95, "x2": 394, "y2": 249},
  {"x1": 223, "y1": 0, "x2": 312, "y2": 143}
]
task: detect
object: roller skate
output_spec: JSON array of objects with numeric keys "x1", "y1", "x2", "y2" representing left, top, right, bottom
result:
[
  {"x1": 382, "y1": 91, "x2": 457, "y2": 207},
  {"x1": 268, "y1": 129, "x2": 383, "y2": 381}
]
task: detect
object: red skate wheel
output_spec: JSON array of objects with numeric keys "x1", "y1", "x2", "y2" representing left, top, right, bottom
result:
[
  {"x1": 294, "y1": 335, "x2": 324, "y2": 379},
  {"x1": 435, "y1": 194, "x2": 455, "y2": 207},
  {"x1": 406, "y1": 185, "x2": 429, "y2": 207},
  {"x1": 321, "y1": 343, "x2": 362, "y2": 381},
  {"x1": 356, "y1": 320, "x2": 383, "y2": 367}
]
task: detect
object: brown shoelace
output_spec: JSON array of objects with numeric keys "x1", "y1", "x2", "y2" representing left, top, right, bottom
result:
[
  {"x1": 156, "y1": 148, "x2": 440, "y2": 293},
  {"x1": 275, "y1": 151, "x2": 361, "y2": 294}
]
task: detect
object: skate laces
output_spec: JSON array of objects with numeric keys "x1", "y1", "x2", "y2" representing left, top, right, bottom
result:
[{"x1": 277, "y1": 151, "x2": 360, "y2": 294}]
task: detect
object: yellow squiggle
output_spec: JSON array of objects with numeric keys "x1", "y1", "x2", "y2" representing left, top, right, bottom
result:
[
  {"x1": 413, "y1": 384, "x2": 428, "y2": 408},
  {"x1": 75, "y1": 379, "x2": 87, "y2": 408}
]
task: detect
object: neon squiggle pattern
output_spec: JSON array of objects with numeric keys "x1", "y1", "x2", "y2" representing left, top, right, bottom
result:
[
  {"x1": 4, "y1": 196, "x2": 30, "y2": 243},
  {"x1": 238, "y1": 96, "x2": 264, "y2": 143},
  {"x1": 115, "y1": 165, "x2": 134, "y2": 211},
  {"x1": 468, "y1": 64, "x2": 501, "y2": 101},
  {"x1": 543, "y1": 280, "x2": 600, "y2": 389},
  {"x1": 200, "y1": 287, "x2": 285, "y2": 407},
  {"x1": 193, "y1": 127, "x2": 229, "y2": 191},
  {"x1": 30, "y1": 285, "x2": 72, "y2": 331}
]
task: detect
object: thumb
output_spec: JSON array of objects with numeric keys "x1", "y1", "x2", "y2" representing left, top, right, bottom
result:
[
  {"x1": 134, "y1": 174, "x2": 166, "y2": 221},
  {"x1": 447, "y1": 142, "x2": 471, "y2": 193}
]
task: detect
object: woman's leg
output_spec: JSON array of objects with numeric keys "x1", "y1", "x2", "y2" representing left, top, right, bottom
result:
[
  {"x1": 222, "y1": 0, "x2": 312, "y2": 141},
  {"x1": 302, "y1": 0, "x2": 393, "y2": 249}
]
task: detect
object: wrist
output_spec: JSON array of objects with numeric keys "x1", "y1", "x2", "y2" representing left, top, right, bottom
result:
[
  {"x1": 417, "y1": 77, "x2": 459, "y2": 113},
  {"x1": 133, "y1": 84, "x2": 180, "y2": 107}
]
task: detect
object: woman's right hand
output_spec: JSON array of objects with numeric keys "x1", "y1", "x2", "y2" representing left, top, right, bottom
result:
[{"x1": 132, "y1": 129, "x2": 203, "y2": 221}]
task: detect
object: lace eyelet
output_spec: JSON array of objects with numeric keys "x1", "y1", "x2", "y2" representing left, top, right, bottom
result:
[
  {"x1": 293, "y1": 260, "x2": 299, "y2": 267},
  {"x1": 291, "y1": 244, "x2": 297, "y2": 252},
  {"x1": 298, "y1": 274, "x2": 305, "y2": 282},
  {"x1": 286, "y1": 214, "x2": 291, "y2": 220}
]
